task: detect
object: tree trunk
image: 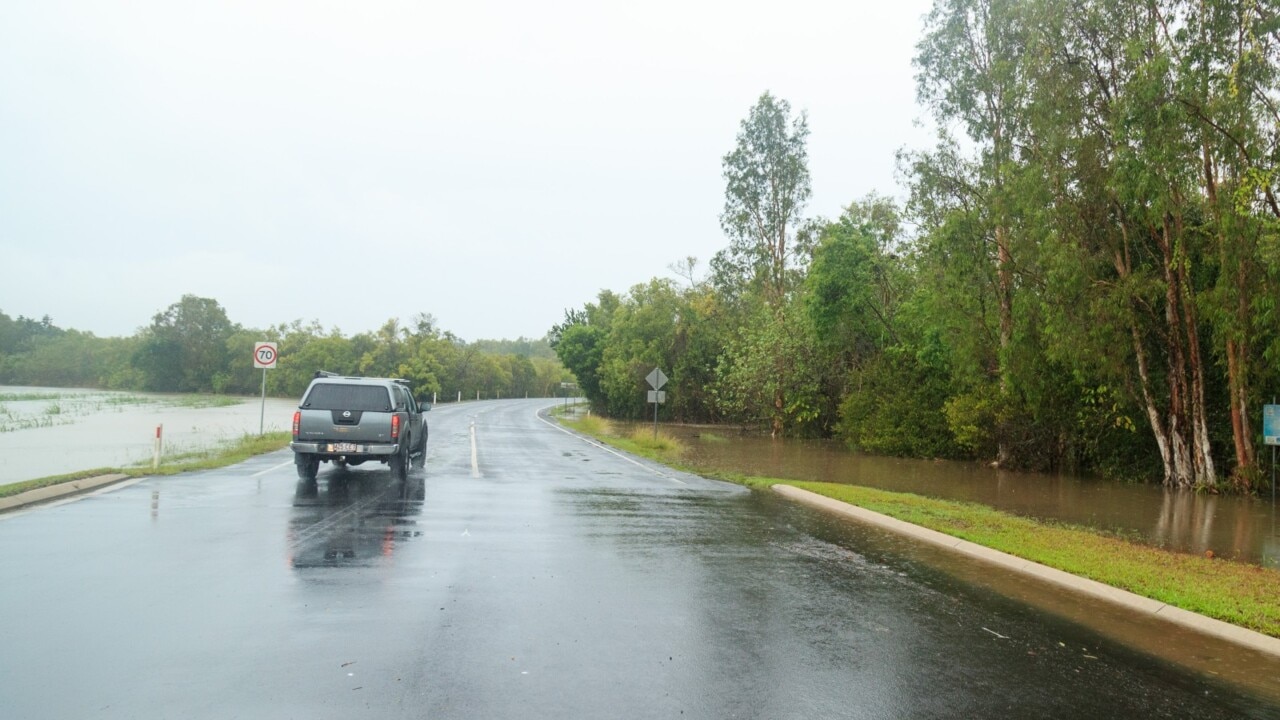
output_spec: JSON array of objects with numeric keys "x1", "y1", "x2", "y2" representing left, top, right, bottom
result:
[
  {"x1": 1177, "y1": 232, "x2": 1216, "y2": 489},
  {"x1": 1130, "y1": 317, "x2": 1175, "y2": 482},
  {"x1": 995, "y1": 224, "x2": 1013, "y2": 467},
  {"x1": 1205, "y1": 142, "x2": 1255, "y2": 487}
]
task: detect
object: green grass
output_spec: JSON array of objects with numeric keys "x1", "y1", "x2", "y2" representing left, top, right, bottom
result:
[
  {"x1": 619, "y1": 428, "x2": 688, "y2": 457},
  {"x1": 564, "y1": 414, "x2": 614, "y2": 437},
  {"x1": 166, "y1": 394, "x2": 243, "y2": 409},
  {"x1": 554, "y1": 414, "x2": 1280, "y2": 638},
  {"x1": 773, "y1": 479, "x2": 1280, "y2": 637},
  {"x1": 0, "y1": 432, "x2": 292, "y2": 500},
  {"x1": 561, "y1": 415, "x2": 690, "y2": 462}
]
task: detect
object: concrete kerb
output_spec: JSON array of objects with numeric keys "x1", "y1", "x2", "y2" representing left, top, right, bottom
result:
[
  {"x1": 772, "y1": 483, "x2": 1280, "y2": 659},
  {"x1": 0, "y1": 474, "x2": 132, "y2": 514}
]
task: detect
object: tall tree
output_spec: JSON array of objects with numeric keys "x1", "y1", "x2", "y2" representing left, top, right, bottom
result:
[
  {"x1": 914, "y1": 0, "x2": 1029, "y2": 465},
  {"x1": 716, "y1": 92, "x2": 814, "y2": 435},
  {"x1": 716, "y1": 92, "x2": 813, "y2": 306}
]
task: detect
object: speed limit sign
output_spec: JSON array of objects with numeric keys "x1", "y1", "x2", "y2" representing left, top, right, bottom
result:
[{"x1": 253, "y1": 342, "x2": 278, "y2": 369}]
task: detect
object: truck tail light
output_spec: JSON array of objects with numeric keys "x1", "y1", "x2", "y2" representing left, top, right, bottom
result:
[
  {"x1": 391, "y1": 413, "x2": 401, "y2": 439},
  {"x1": 292, "y1": 411, "x2": 300, "y2": 438}
]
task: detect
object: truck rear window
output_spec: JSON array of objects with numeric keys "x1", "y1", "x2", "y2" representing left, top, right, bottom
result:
[{"x1": 303, "y1": 384, "x2": 392, "y2": 411}]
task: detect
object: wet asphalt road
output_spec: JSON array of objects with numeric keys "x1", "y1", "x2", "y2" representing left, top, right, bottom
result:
[{"x1": 1, "y1": 399, "x2": 1276, "y2": 719}]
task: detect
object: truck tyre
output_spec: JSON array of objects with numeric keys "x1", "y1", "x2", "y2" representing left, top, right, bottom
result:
[
  {"x1": 390, "y1": 442, "x2": 409, "y2": 481},
  {"x1": 411, "y1": 438, "x2": 426, "y2": 469},
  {"x1": 296, "y1": 453, "x2": 319, "y2": 481}
]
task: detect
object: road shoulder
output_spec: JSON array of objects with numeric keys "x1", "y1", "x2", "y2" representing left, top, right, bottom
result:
[
  {"x1": 0, "y1": 474, "x2": 131, "y2": 514},
  {"x1": 773, "y1": 483, "x2": 1280, "y2": 659}
]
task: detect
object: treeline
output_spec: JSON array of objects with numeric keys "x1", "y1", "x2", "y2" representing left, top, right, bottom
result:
[
  {"x1": 553, "y1": 0, "x2": 1280, "y2": 491},
  {"x1": 0, "y1": 297, "x2": 570, "y2": 401}
]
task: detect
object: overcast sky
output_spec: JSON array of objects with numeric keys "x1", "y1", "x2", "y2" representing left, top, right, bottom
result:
[{"x1": 1, "y1": 0, "x2": 936, "y2": 342}]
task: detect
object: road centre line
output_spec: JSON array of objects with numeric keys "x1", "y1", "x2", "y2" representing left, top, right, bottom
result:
[
  {"x1": 535, "y1": 410, "x2": 686, "y2": 485},
  {"x1": 470, "y1": 420, "x2": 481, "y2": 478}
]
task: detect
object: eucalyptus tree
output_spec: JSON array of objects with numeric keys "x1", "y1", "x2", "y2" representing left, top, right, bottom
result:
[
  {"x1": 1014, "y1": 0, "x2": 1229, "y2": 487},
  {"x1": 714, "y1": 92, "x2": 815, "y2": 435},
  {"x1": 716, "y1": 92, "x2": 813, "y2": 306},
  {"x1": 1172, "y1": 0, "x2": 1280, "y2": 488},
  {"x1": 912, "y1": 0, "x2": 1032, "y2": 466}
]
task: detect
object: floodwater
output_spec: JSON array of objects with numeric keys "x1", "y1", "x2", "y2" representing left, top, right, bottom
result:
[
  {"x1": 0, "y1": 385, "x2": 299, "y2": 486},
  {"x1": 642, "y1": 423, "x2": 1280, "y2": 568}
]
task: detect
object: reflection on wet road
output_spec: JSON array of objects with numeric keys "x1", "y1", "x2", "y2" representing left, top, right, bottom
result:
[
  {"x1": 288, "y1": 469, "x2": 425, "y2": 568},
  {"x1": 0, "y1": 399, "x2": 1277, "y2": 719}
]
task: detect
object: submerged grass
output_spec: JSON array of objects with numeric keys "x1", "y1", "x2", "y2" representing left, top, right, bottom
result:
[
  {"x1": 0, "y1": 391, "x2": 247, "y2": 433},
  {"x1": 0, "y1": 432, "x2": 292, "y2": 500},
  {"x1": 554, "y1": 413, "x2": 1280, "y2": 638},
  {"x1": 0, "y1": 392, "x2": 62, "y2": 402}
]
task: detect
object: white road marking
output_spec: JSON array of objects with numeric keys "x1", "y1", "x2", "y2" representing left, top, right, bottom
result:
[
  {"x1": 251, "y1": 459, "x2": 294, "y2": 478},
  {"x1": 470, "y1": 421, "x2": 481, "y2": 478},
  {"x1": 535, "y1": 410, "x2": 686, "y2": 485},
  {"x1": 0, "y1": 477, "x2": 149, "y2": 520}
]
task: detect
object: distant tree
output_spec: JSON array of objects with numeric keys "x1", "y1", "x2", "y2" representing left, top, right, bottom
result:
[
  {"x1": 133, "y1": 295, "x2": 238, "y2": 393},
  {"x1": 716, "y1": 92, "x2": 813, "y2": 305}
]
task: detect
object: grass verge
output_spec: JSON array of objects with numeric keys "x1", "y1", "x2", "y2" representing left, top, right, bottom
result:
[
  {"x1": 0, "y1": 432, "x2": 292, "y2": 500},
  {"x1": 554, "y1": 413, "x2": 1280, "y2": 638},
  {"x1": 560, "y1": 415, "x2": 688, "y2": 463},
  {"x1": 782, "y1": 480, "x2": 1280, "y2": 638}
]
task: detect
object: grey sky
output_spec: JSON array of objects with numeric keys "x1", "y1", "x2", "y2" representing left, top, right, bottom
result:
[{"x1": 1, "y1": 0, "x2": 935, "y2": 342}]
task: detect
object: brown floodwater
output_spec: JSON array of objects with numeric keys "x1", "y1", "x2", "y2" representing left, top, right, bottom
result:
[{"x1": 636, "y1": 423, "x2": 1280, "y2": 569}]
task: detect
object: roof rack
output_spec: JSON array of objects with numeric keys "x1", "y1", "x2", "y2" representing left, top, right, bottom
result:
[{"x1": 313, "y1": 370, "x2": 339, "y2": 379}]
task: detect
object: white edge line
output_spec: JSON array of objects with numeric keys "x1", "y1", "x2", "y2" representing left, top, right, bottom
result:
[
  {"x1": 252, "y1": 460, "x2": 295, "y2": 478},
  {"x1": 0, "y1": 477, "x2": 149, "y2": 519},
  {"x1": 6, "y1": 457, "x2": 296, "y2": 521},
  {"x1": 535, "y1": 409, "x2": 686, "y2": 485}
]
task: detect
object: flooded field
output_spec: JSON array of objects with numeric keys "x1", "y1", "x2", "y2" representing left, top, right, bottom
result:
[
  {"x1": 0, "y1": 386, "x2": 299, "y2": 486},
  {"x1": 632, "y1": 422, "x2": 1280, "y2": 568}
]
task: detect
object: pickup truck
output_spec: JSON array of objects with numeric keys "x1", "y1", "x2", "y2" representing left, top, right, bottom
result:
[{"x1": 289, "y1": 372, "x2": 429, "y2": 481}]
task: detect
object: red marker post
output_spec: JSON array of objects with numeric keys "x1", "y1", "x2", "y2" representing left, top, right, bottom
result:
[{"x1": 152, "y1": 424, "x2": 163, "y2": 469}]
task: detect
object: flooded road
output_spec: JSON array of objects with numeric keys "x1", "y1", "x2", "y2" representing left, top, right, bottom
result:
[
  {"x1": 641, "y1": 423, "x2": 1280, "y2": 568},
  {"x1": 1, "y1": 399, "x2": 1276, "y2": 718}
]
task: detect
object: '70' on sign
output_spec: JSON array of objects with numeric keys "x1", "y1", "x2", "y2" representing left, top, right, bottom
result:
[{"x1": 254, "y1": 342, "x2": 278, "y2": 369}]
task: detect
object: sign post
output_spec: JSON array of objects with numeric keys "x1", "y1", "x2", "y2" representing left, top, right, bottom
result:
[
  {"x1": 254, "y1": 342, "x2": 278, "y2": 435},
  {"x1": 561, "y1": 382, "x2": 578, "y2": 413},
  {"x1": 1266, "y1": 403, "x2": 1280, "y2": 504},
  {"x1": 645, "y1": 368, "x2": 668, "y2": 440}
]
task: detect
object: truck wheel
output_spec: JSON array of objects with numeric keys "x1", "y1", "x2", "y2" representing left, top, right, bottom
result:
[
  {"x1": 390, "y1": 443, "x2": 409, "y2": 481},
  {"x1": 296, "y1": 453, "x2": 319, "y2": 481},
  {"x1": 411, "y1": 440, "x2": 426, "y2": 469}
]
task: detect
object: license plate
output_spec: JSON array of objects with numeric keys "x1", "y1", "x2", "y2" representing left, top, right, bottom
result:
[{"x1": 327, "y1": 442, "x2": 361, "y2": 453}]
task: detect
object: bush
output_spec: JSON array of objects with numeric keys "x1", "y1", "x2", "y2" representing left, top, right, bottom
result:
[{"x1": 837, "y1": 348, "x2": 962, "y2": 459}]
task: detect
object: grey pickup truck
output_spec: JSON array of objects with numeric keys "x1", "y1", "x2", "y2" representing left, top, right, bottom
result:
[{"x1": 289, "y1": 372, "x2": 429, "y2": 481}]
